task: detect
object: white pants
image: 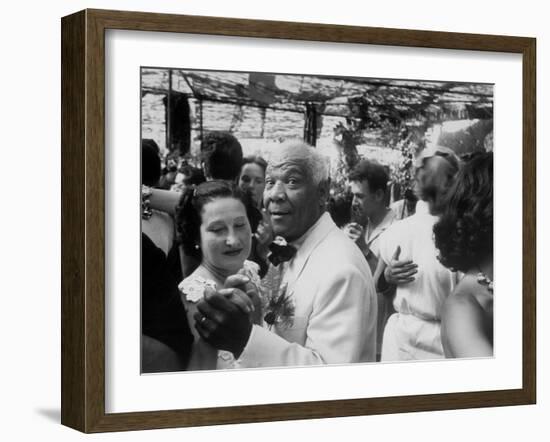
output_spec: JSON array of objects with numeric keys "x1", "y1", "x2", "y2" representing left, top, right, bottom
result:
[{"x1": 381, "y1": 313, "x2": 445, "y2": 361}]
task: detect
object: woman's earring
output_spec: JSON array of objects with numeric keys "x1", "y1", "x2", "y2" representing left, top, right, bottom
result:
[{"x1": 194, "y1": 244, "x2": 200, "y2": 250}]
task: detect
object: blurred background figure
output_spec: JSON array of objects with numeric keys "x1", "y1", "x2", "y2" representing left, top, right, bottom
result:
[
  {"x1": 390, "y1": 187, "x2": 418, "y2": 221},
  {"x1": 328, "y1": 191, "x2": 353, "y2": 228},
  {"x1": 374, "y1": 146, "x2": 461, "y2": 361},
  {"x1": 201, "y1": 131, "x2": 244, "y2": 181},
  {"x1": 237, "y1": 155, "x2": 272, "y2": 276},
  {"x1": 238, "y1": 155, "x2": 267, "y2": 210},
  {"x1": 158, "y1": 152, "x2": 180, "y2": 190},
  {"x1": 170, "y1": 164, "x2": 206, "y2": 193}
]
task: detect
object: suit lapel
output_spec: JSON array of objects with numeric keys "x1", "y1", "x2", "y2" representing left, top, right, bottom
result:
[{"x1": 285, "y1": 213, "x2": 334, "y2": 294}]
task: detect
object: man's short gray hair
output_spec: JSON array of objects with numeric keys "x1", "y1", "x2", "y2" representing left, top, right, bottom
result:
[{"x1": 270, "y1": 140, "x2": 329, "y2": 185}]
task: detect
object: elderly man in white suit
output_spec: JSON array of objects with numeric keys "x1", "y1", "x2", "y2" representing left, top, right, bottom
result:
[{"x1": 195, "y1": 141, "x2": 377, "y2": 368}]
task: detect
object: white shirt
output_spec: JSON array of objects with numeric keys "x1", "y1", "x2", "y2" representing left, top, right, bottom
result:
[
  {"x1": 363, "y1": 209, "x2": 397, "y2": 258},
  {"x1": 378, "y1": 204, "x2": 455, "y2": 321}
]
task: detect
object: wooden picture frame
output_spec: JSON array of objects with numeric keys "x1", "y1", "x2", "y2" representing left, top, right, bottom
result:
[{"x1": 61, "y1": 8, "x2": 536, "y2": 433}]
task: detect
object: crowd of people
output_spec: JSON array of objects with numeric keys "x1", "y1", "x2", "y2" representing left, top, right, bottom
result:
[{"x1": 141, "y1": 130, "x2": 493, "y2": 373}]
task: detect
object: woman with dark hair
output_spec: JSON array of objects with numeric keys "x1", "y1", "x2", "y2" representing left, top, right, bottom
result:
[
  {"x1": 170, "y1": 164, "x2": 206, "y2": 193},
  {"x1": 176, "y1": 181, "x2": 263, "y2": 370},
  {"x1": 200, "y1": 131, "x2": 243, "y2": 181},
  {"x1": 143, "y1": 132, "x2": 243, "y2": 216},
  {"x1": 328, "y1": 191, "x2": 353, "y2": 228},
  {"x1": 433, "y1": 152, "x2": 493, "y2": 358},
  {"x1": 238, "y1": 155, "x2": 267, "y2": 209},
  {"x1": 237, "y1": 155, "x2": 273, "y2": 276}
]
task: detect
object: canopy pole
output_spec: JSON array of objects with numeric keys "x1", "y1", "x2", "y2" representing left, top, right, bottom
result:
[
  {"x1": 166, "y1": 69, "x2": 172, "y2": 152},
  {"x1": 199, "y1": 98, "x2": 204, "y2": 141},
  {"x1": 304, "y1": 102, "x2": 317, "y2": 147}
]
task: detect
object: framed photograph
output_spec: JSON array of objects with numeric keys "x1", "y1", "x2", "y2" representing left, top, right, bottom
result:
[{"x1": 61, "y1": 9, "x2": 536, "y2": 433}]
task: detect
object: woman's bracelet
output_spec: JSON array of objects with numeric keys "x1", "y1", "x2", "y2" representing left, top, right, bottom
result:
[{"x1": 141, "y1": 185, "x2": 153, "y2": 220}]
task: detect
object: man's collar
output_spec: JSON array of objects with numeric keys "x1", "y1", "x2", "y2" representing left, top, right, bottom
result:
[
  {"x1": 268, "y1": 214, "x2": 328, "y2": 267},
  {"x1": 284, "y1": 213, "x2": 335, "y2": 286},
  {"x1": 288, "y1": 212, "x2": 327, "y2": 250},
  {"x1": 415, "y1": 200, "x2": 430, "y2": 215},
  {"x1": 365, "y1": 208, "x2": 396, "y2": 244}
]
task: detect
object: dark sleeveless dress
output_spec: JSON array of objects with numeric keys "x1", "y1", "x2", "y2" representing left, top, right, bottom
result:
[{"x1": 142, "y1": 233, "x2": 194, "y2": 371}]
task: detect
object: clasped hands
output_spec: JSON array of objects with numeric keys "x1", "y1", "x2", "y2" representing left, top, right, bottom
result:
[{"x1": 194, "y1": 273, "x2": 262, "y2": 358}]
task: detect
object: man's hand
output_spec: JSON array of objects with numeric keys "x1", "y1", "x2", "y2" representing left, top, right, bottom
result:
[
  {"x1": 343, "y1": 222, "x2": 371, "y2": 257},
  {"x1": 231, "y1": 273, "x2": 263, "y2": 325},
  {"x1": 342, "y1": 222, "x2": 364, "y2": 243},
  {"x1": 383, "y1": 246, "x2": 418, "y2": 285},
  {"x1": 194, "y1": 286, "x2": 253, "y2": 358}
]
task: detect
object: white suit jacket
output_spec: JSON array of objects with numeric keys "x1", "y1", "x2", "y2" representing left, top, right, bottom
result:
[{"x1": 238, "y1": 212, "x2": 377, "y2": 368}]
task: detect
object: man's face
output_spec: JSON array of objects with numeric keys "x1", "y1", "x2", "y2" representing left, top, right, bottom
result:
[
  {"x1": 263, "y1": 159, "x2": 324, "y2": 242},
  {"x1": 350, "y1": 180, "x2": 378, "y2": 225}
]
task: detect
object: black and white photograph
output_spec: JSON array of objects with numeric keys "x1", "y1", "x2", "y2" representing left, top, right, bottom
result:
[
  {"x1": 140, "y1": 67, "x2": 494, "y2": 374},
  {"x1": 2, "y1": 0, "x2": 544, "y2": 437}
]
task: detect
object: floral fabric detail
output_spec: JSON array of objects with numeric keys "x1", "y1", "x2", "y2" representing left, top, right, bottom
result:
[
  {"x1": 178, "y1": 260, "x2": 261, "y2": 304},
  {"x1": 178, "y1": 276, "x2": 217, "y2": 303}
]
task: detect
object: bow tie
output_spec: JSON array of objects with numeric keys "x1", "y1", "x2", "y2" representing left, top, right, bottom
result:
[{"x1": 268, "y1": 242, "x2": 297, "y2": 266}]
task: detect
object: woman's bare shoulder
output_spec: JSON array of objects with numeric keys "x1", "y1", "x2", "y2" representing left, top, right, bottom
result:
[
  {"x1": 441, "y1": 273, "x2": 493, "y2": 358},
  {"x1": 445, "y1": 274, "x2": 492, "y2": 316}
]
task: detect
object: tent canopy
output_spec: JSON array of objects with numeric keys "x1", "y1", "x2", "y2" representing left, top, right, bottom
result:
[{"x1": 142, "y1": 68, "x2": 493, "y2": 122}]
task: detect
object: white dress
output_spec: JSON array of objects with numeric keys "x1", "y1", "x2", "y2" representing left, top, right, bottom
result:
[{"x1": 178, "y1": 260, "x2": 262, "y2": 370}]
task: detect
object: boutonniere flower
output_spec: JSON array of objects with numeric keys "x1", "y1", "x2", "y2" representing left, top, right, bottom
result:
[
  {"x1": 261, "y1": 266, "x2": 295, "y2": 330},
  {"x1": 264, "y1": 284, "x2": 295, "y2": 330}
]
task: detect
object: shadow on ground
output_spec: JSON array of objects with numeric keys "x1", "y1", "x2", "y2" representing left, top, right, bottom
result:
[{"x1": 35, "y1": 408, "x2": 60, "y2": 423}]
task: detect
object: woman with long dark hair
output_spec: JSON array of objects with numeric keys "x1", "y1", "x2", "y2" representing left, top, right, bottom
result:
[{"x1": 434, "y1": 152, "x2": 493, "y2": 358}]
